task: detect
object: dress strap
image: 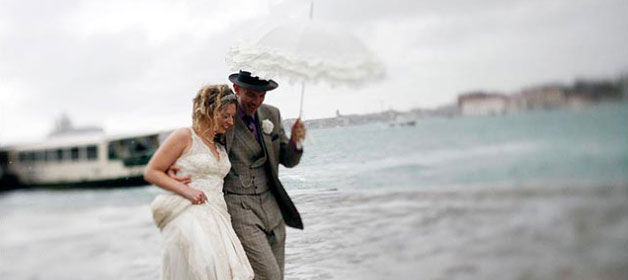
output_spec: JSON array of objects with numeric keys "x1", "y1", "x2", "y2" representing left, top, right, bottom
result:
[
  {"x1": 187, "y1": 127, "x2": 196, "y2": 140},
  {"x1": 187, "y1": 127, "x2": 202, "y2": 154}
]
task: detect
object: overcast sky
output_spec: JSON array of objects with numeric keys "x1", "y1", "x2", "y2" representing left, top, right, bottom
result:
[{"x1": 1, "y1": 0, "x2": 626, "y2": 143}]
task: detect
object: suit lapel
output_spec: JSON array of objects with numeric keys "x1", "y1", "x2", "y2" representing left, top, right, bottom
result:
[
  {"x1": 256, "y1": 109, "x2": 274, "y2": 160},
  {"x1": 233, "y1": 115, "x2": 262, "y2": 155},
  {"x1": 226, "y1": 125, "x2": 235, "y2": 154}
]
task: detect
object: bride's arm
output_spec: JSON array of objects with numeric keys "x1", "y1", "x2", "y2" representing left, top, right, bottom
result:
[{"x1": 144, "y1": 128, "x2": 207, "y2": 204}]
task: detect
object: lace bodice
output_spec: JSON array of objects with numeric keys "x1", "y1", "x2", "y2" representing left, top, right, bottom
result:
[
  {"x1": 174, "y1": 128, "x2": 231, "y2": 195},
  {"x1": 151, "y1": 130, "x2": 253, "y2": 280}
]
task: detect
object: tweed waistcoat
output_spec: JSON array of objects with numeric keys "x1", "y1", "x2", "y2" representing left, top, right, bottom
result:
[{"x1": 223, "y1": 114, "x2": 271, "y2": 194}]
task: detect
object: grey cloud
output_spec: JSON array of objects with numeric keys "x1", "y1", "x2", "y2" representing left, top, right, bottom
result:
[
  {"x1": 309, "y1": 0, "x2": 523, "y2": 22},
  {"x1": 1, "y1": 0, "x2": 627, "y2": 141},
  {"x1": 0, "y1": 0, "x2": 243, "y2": 130}
]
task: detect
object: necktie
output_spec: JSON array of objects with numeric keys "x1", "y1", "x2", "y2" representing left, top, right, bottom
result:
[
  {"x1": 243, "y1": 115, "x2": 255, "y2": 132},
  {"x1": 243, "y1": 115, "x2": 261, "y2": 145}
]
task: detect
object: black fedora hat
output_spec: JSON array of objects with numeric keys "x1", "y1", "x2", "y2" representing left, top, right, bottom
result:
[{"x1": 229, "y1": 70, "x2": 278, "y2": 92}]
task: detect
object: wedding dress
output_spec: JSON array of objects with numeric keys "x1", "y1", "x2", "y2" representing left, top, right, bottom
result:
[{"x1": 151, "y1": 128, "x2": 254, "y2": 280}]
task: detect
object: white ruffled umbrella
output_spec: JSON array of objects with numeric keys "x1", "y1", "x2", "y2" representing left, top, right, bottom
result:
[{"x1": 226, "y1": 14, "x2": 385, "y2": 117}]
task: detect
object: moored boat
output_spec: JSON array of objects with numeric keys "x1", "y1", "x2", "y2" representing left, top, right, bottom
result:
[{"x1": 0, "y1": 130, "x2": 171, "y2": 189}]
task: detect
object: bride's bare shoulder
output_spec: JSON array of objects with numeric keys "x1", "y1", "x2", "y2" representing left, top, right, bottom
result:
[
  {"x1": 168, "y1": 127, "x2": 192, "y2": 140},
  {"x1": 173, "y1": 127, "x2": 192, "y2": 137},
  {"x1": 163, "y1": 128, "x2": 193, "y2": 152}
]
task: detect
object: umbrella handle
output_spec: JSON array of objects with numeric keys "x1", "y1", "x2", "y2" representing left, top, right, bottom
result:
[
  {"x1": 297, "y1": 81, "x2": 308, "y2": 148},
  {"x1": 298, "y1": 81, "x2": 305, "y2": 119}
]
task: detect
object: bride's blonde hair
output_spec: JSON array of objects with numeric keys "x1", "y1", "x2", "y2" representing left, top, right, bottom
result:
[{"x1": 192, "y1": 84, "x2": 236, "y2": 139}]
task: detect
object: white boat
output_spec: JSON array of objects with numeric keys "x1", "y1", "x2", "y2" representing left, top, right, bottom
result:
[{"x1": 0, "y1": 130, "x2": 171, "y2": 189}]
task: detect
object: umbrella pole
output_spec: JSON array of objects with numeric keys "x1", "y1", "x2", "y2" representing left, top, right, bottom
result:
[
  {"x1": 299, "y1": 81, "x2": 305, "y2": 119},
  {"x1": 297, "y1": 81, "x2": 312, "y2": 148}
]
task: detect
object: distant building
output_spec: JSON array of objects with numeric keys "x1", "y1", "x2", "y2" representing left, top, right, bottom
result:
[
  {"x1": 303, "y1": 117, "x2": 347, "y2": 129},
  {"x1": 48, "y1": 114, "x2": 103, "y2": 138},
  {"x1": 520, "y1": 85, "x2": 567, "y2": 110},
  {"x1": 569, "y1": 79, "x2": 623, "y2": 102},
  {"x1": 284, "y1": 109, "x2": 403, "y2": 130},
  {"x1": 455, "y1": 78, "x2": 625, "y2": 118},
  {"x1": 517, "y1": 80, "x2": 623, "y2": 111},
  {"x1": 458, "y1": 92, "x2": 510, "y2": 116}
]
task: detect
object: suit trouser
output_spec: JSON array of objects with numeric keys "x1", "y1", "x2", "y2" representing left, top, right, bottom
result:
[{"x1": 225, "y1": 190, "x2": 286, "y2": 280}]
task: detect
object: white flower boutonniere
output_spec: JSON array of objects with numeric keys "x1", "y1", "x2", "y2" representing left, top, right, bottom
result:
[{"x1": 262, "y1": 119, "x2": 274, "y2": 134}]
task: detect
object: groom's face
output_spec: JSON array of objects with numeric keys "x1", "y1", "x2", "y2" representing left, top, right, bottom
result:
[{"x1": 234, "y1": 85, "x2": 266, "y2": 116}]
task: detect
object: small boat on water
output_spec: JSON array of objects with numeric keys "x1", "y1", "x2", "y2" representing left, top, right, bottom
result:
[
  {"x1": 0, "y1": 129, "x2": 171, "y2": 190},
  {"x1": 389, "y1": 119, "x2": 417, "y2": 127}
]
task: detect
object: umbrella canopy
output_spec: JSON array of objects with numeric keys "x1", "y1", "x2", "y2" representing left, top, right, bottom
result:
[{"x1": 226, "y1": 19, "x2": 385, "y2": 87}]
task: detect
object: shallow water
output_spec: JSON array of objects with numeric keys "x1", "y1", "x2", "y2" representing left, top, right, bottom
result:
[
  {"x1": 286, "y1": 185, "x2": 628, "y2": 280},
  {"x1": 1, "y1": 185, "x2": 626, "y2": 280}
]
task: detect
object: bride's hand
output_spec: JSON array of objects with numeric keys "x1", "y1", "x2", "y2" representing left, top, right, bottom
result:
[{"x1": 183, "y1": 187, "x2": 207, "y2": 204}]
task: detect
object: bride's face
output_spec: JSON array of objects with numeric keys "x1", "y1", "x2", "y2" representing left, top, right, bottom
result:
[{"x1": 213, "y1": 103, "x2": 236, "y2": 134}]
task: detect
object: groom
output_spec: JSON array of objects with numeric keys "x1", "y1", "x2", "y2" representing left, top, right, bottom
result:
[{"x1": 171, "y1": 70, "x2": 305, "y2": 280}]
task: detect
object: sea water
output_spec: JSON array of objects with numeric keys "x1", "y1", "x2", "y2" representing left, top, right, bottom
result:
[
  {"x1": 1, "y1": 103, "x2": 627, "y2": 279},
  {"x1": 281, "y1": 102, "x2": 628, "y2": 190}
]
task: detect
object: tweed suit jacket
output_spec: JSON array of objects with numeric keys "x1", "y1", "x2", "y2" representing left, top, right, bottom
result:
[{"x1": 225, "y1": 104, "x2": 304, "y2": 229}]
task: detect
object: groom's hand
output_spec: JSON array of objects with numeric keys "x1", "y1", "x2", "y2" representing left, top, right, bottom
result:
[
  {"x1": 290, "y1": 118, "x2": 306, "y2": 144},
  {"x1": 167, "y1": 165, "x2": 191, "y2": 185}
]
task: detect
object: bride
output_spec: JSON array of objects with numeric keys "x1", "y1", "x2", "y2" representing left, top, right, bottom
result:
[{"x1": 144, "y1": 84, "x2": 254, "y2": 280}]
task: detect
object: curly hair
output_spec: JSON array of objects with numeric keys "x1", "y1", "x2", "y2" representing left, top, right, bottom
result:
[{"x1": 192, "y1": 84, "x2": 236, "y2": 139}]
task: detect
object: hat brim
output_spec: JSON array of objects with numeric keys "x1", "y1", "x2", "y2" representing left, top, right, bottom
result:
[{"x1": 229, "y1": 73, "x2": 278, "y2": 92}]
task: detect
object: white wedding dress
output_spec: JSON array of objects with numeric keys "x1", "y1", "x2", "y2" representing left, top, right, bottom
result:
[{"x1": 151, "y1": 128, "x2": 254, "y2": 280}]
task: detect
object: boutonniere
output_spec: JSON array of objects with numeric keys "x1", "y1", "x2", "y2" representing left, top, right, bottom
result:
[{"x1": 262, "y1": 119, "x2": 274, "y2": 134}]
